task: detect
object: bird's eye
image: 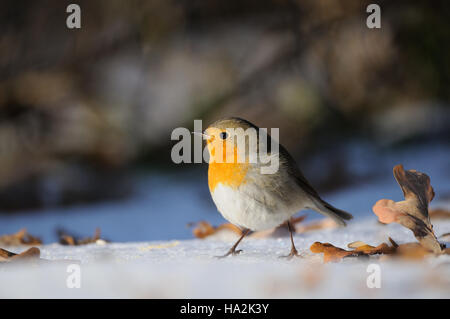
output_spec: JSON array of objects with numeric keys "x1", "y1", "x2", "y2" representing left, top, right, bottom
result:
[{"x1": 219, "y1": 132, "x2": 228, "y2": 140}]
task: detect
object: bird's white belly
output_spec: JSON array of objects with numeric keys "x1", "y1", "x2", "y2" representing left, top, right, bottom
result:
[{"x1": 210, "y1": 183, "x2": 297, "y2": 231}]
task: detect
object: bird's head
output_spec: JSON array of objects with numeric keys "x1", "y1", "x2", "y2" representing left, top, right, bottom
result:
[{"x1": 202, "y1": 117, "x2": 262, "y2": 165}]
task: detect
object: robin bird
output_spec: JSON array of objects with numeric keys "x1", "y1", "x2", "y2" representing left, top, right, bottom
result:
[{"x1": 202, "y1": 117, "x2": 353, "y2": 258}]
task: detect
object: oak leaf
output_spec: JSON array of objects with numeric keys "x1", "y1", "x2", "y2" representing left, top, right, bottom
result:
[
  {"x1": 192, "y1": 221, "x2": 243, "y2": 239},
  {"x1": 372, "y1": 165, "x2": 443, "y2": 254},
  {"x1": 192, "y1": 216, "x2": 307, "y2": 239},
  {"x1": 295, "y1": 218, "x2": 338, "y2": 233},
  {"x1": 0, "y1": 247, "x2": 80, "y2": 265},
  {"x1": 0, "y1": 247, "x2": 41, "y2": 264},
  {"x1": 395, "y1": 243, "x2": 432, "y2": 260},
  {"x1": 429, "y1": 208, "x2": 450, "y2": 220},
  {"x1": 58, "y1": 228, "x2": 105, "y2": 245},
  {"x1": 310, "y1": 242, "x2": 362, "y2": 263},
  {"x1": 310, "y1": 239, "x2": 397, "y2": 263},
  {"x1": 347, "y1": 241, "x2": 396, "y2": 255},
  {"x1": 251, "y1": 215, "x2": 307, "y2": 238},
  {"x1": 0, "y1": 229, "x2": 42, "y2": 246}
]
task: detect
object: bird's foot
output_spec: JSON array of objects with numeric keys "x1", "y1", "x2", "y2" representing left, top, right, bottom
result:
[
  {"x1": 279, "y1": 247, "x2": 302, "y2": 260},
  {"x1": 215, "y1": 249, "x2": 243, "y2": 259}
]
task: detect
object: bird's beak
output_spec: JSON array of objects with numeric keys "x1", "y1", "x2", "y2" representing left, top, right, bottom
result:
[{"x1": 192, "y1": 131, "x2": 211, "y2": 140}]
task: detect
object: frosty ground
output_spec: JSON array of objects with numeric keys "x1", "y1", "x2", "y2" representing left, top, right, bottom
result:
[
  {"x1": 0, "y1": 144, "x2": 449, "y2": 298},
  {"x1": 1, "y1": 217, "x2": 449, "y2": 298}
]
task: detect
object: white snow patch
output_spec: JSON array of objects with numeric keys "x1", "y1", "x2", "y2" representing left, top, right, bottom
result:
[{"x1": 1, "y1": 218, "x2": 449, "y2": 298}]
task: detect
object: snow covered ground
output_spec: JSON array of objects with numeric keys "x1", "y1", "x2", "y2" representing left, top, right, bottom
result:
[
  {"x1": 1, "y1": 218, "x2": 449, "y2": 298},
  {"x1": 0, "y1": 144, "x2": 449, "y2": 298}
]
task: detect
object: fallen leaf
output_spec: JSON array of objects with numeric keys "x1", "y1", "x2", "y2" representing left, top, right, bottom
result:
[
  {"x1": 379, "y1": 237, "x2": 449, "y2": 261},
  {"x1": 372, "y1": 164, "x2": 443, "y2": 254},
  {"x1": 191, "y1": 221, "x2": 218, "y2": 238},
  {"x1": 58, "y1": 228, "x2": 106, "y2": 245},
  {"x1": 0, "y1": 247, "x2": 41, "y2": 264},
  {"x1": 0, "y1": 229, "x2": 42, "y2": 246},
  {"x1": 311, "y1": 239, "x2": 398, "y2": 263},
  {"x1": 439, "y1": 232, "x2": 450, "y2": 241},
  {"x1": 251, "y1": 215, "x2": 307, "y2": 238},
  {"x1": 0, "y1": 248, "x2": 16, "y2": 259},
  {"x1": 192, "y1": 216, "x2": 307, "y2": 239},
  {"x1": 295, "y1": 219, "x2": 338, "y2": 233},
  {"x1": 388, "y1": 237, "x2": 399, "y2": 248},
  {"x1": 216, "y1": 223, "x2": 243, "y2": 235},
  {"x1": 9, "y1": 247, "x2": 41, "y2": 261},
  {"x1": 191, "y1": 221, "x2": 243, "y2": 239},
  {"x1": 347, "y1": 241, "x2": 396, "y2": 255},
  {"x1": 395, "y1": 243, "x2": 432, "y2": 260},
  {"x1": 310, "y1": 242, "x2": 362, "y2": 263},
  {"x1": 429, "y1": 208, "x2": 450, "y2": 220},
  {"x1": 0, "y1": 247, "x2": 80, "y2": 265}
]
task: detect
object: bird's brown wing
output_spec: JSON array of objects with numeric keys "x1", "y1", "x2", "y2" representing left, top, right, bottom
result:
[{"x1": 278, "y1": 144, "x2": 321, "y2": 199}]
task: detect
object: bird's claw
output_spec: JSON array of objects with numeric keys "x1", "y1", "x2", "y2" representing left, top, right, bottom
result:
[
  {"x1": 216, "y1": 249, "x2": 243, "y2": 259},
  {"x1": 279, "y1": 248, "x2": 302, "y2": 260}
]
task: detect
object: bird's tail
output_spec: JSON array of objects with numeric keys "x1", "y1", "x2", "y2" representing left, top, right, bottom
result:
[{"x1": 309, "y1": 198, "x2": 353, "y2": 226}]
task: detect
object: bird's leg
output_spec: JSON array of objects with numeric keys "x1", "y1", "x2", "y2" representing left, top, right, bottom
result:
[
  {"x1": 280, "y1": 220, "x2": 301, "y2": 259},
  {"x1": 216, "y1": 228, "x2": 250, "y2": 258}
]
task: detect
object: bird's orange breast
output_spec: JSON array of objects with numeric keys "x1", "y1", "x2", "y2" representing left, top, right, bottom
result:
[
  {"x1": 207, "y1": 143, "x2": 249, "y2": 192},
  {"x1": 208, "y1": 161, "x2": 249, "y2": 192}
]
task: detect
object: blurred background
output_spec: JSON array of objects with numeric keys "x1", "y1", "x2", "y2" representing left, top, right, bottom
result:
[{"x1": 0, "y1": 0, "x2": 449, "y2": 242}]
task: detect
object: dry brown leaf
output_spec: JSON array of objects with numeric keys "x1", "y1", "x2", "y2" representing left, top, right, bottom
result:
[
  {"x1": 381, "y1": 238, "x2": 449, "y2": 261},
  {"x1": 372, "y1": 164, "x2": 443, "y2": 254},
  {"x1": 248, "y1": 228, "x2": 276, "y2": 238},
  {"x1": 388, "y1": 237, "x2": 399, "y2": 248},
  {"x1": 0, "y1": 248, "x2": 16, "y2": 260},
  {"x1": 0, "y1": 247, "x2": 80, "y2": 265},
  {"x1": 192, "y1": 221, "x2": 243, "y2": 239},
  {"x1": 295, "y1": 218, "x2": 338, "y2": 233},
  {"x1": 192, "y1": 216, "x2": 307, "y2": 239},
  {"x1": 192, "y1": 221, "x2": 216, "y2": 238},
  {"x1": 251, "y1": 215, "x2": 308, "y2": 238},
  {"x1": 347, "y1": 241, "x2": 396, "y2": 255},
  {"x1": 429, "y1": 208, "x2": 450, "y2": 220},
  {"x1": 0, "y1": 247, "x2": 41, "y2": 264},
  {"x1": 311, "y1": 235, "x2": 449, "y2": 264},
  {"x1": 60, "y1": 235, "x2": 76, "y2": 246},
  {"x1": 311, "y1": 239, "x2": 398, "y2": 263},
  {"x1": 395, "y1": 243, "x2": 433, "y2": 260},
  {"x1": 9, "y1": 247, "x2": 41, "y2": 261},
  {"x1": 58, "y1": 228, "x2": 105, "y2": 245},
  {"x1": 310, "y1": 242, "x2": 362, "y2": 263},
  {"x1": 0, "y1": 229, "x2": 42, "y2": 246},
  {"x1": 216, "y1": 223, "x2": 244, "y2": 236}
]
